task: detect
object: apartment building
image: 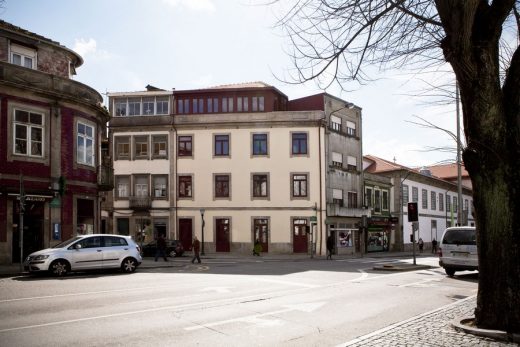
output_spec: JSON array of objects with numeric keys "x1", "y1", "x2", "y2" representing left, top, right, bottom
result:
[
  {"x1": 364, "y1": 155, "x2": 474, "y2": 252},
  {"x1": 0, "y1": 20, "x2": 111, "y2": 264},
  {"x1": 107, "y1": 83, "x2": 363, "y2": 256}
]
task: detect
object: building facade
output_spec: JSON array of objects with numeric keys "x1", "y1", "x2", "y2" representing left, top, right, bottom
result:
[
  {"x1": 364, "y1": 155, "x2": 474, "y2": 252},
  {"x1": 106, "y1": 83, "x2": 364, "y2": 256},
  {"x1": 0, "y1": 21, "x2": 111, "y2": 264}
]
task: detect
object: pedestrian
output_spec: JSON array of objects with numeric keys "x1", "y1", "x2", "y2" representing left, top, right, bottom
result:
[
  {"x1": 432, "y1": 238, "x2": 438, "y2": 254},
  {"x1": 191, "y1": 236, "x2": 201, "y2": 264},
  {"x1": 252, "y1": 239, "x2": 262, "y2": 256},
  {"x1": 418, "y1": 238, "x2": 424, "y2": 253},
  {"x1": 154, "y1": 234, "x2": 168, "y2": 262},
  {"x1": 326, "y1": 234, "x2": 334, "y2": 260}
]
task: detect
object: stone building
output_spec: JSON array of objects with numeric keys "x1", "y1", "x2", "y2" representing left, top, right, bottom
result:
[{"x1": 0, "y1": 20, "x2": 111, "y2": 264}]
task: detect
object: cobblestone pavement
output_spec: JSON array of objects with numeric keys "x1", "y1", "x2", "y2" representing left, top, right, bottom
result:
[{"x1": 342, "y1": 296, "x2": 517, "y2": 347}]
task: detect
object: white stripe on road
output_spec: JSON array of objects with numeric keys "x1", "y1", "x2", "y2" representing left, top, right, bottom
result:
[{"x1": 251, "y1": 277, "x2": 319, "y2": 288}]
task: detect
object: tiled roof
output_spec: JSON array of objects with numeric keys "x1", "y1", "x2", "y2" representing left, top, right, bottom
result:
[
  {"x1": 425, "y1": 163, "x2": 469, "y2": 179},
  {"x1": 206, "y1": 81, "x2": 272, "y2": 89},
  {"x1": 364, "y1": 155, "x2": 417, "y2": 174},
  {"x1": 0, "y1": 20, "x2": 60, "y2": 46}
]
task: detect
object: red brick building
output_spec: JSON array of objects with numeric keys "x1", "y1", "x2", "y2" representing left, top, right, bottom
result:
[{"x1": 0, "y1": 20, "x2": 111, "y2": 264}]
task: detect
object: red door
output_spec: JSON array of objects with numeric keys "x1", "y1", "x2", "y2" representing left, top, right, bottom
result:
[
  {"x1": 178, "y1": 219, "x2": 192, "y2": 251},
  {"x1": 254, "y1": 218, "x2": 269, "y2": 253},
  {"x1": 293, "y1": 219, "x2": 308, "y2": 253},
  {"x1": 216, "y1": 218, "x2": 230, "y2": 252}
]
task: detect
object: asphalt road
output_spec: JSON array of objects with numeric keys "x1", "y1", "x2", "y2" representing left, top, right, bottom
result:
[{"x1": 0, "y1": 256, "x2": 478, "y2": 346}]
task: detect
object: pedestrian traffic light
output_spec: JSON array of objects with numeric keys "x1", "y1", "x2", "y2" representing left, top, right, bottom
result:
[{"x1": 407, "y1": 202, "x2": 418, "y2": 222}]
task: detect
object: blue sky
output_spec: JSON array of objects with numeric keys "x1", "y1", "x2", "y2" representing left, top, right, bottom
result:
[{"x1": 1, "y1": 0, "x2": 460, "y2": 167}]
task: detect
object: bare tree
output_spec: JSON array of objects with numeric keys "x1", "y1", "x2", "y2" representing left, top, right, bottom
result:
[{"x1": 276, "y1": 0, "x2": 520, "y2": 334}]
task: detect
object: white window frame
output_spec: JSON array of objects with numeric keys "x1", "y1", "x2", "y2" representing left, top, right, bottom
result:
[
  {"x1": 331, "y1": 115, "x2": 341, "y2": 132},
  {"x1": 77, "y1": 121, "x2": 95, "y2": 166},
  {"x1": 10, "y1": 43, "x2": 36, "y2": 69},
  {"x1": 332, "y1": 151, "x2": 343, "y2": 167},
  {"x1": 13, "y1": 108, "x2": 44, "y2": 158},
  {"x1": 346, "y1": 121, "x2": 356, "y2": 136}
]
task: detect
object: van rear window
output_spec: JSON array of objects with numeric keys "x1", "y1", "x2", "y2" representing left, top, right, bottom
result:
[{"x1": 443, "y1": 229, "x2": 476, "y2": 245}]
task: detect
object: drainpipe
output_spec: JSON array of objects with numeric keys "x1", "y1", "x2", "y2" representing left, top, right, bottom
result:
[
  {"x1": 318, "y1": 116, "x2": 324, "y2": 256},
  {"x1": 171, "y1": 93, "x2": 178, "y2": 240}
]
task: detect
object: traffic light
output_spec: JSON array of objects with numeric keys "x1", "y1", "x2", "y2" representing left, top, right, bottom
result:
[{"x1": 407, "y1": 202, "x2": 418, "y2": 222}]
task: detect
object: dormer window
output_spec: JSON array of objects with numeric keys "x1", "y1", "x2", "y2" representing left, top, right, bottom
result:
[{"x1": 10, "y1": 43, "x2": 36, "y2": 69}]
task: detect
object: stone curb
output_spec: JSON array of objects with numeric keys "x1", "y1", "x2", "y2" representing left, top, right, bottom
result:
[
  {"x1": 372, "y1": 264, "x2": 433, "y2": 272},
  {"x1": 452, "y1": 317, "x2": 520, "y2": 344}
]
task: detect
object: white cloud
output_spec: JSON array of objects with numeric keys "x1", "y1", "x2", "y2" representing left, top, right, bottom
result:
[
  {"x1": 73, "y1": 38, "x2": 114, "y2": 61},
  {"x1": 162, "y1": 0, "x2": 216, "y2": 12}
]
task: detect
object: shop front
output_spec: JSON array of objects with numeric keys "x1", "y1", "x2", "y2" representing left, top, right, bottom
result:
[{"x1": 367, "y1": 216, "x2": 394, "y2": 252}]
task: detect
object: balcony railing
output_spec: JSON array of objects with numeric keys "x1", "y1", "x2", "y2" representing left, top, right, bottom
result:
[
  {"x1": 129, "y1": 196, "x2": 152, "y2": 210},
  {"x1": 97, "y1": 162, "x2": 114, "y2": 191},
  {"x1": 327, "y1": 203, "x2": 367, "y2": 218}
]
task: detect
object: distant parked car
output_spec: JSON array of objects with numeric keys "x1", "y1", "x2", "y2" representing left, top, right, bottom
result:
[
  {"x1": 438, "y1": 226, "x2": 478, "y2": 276},
  {"x1": 141, "y1": 239, "x2": 184, "y2": 258},
  {"x1": 24, "y1": 234, "x2": 142, "y2": 276}
]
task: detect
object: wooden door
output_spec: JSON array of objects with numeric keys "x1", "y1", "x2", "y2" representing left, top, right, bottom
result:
[
  {"x1": 293, "y1": 219, "x2": 308, "y2": 253},
  {"x1": 178, "y1": 218, "x2": 192, "y2": 251},
  {"x1": 215, "y1": 218, "x2": 230, "y2": 252}
]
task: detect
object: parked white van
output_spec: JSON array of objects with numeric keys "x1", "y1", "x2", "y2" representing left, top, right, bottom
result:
[{"x1": 438, "y1": 226, "x2": 478, "y2": 276}]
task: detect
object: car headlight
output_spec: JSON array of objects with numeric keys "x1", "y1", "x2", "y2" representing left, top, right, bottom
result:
[{"x1": 32, "y1": 255, "x2": 50, "y2": 261}]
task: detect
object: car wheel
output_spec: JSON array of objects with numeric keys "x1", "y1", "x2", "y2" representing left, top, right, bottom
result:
[
  {"x1": 50, "y1": 259, "x2": 70, "y2": 277},
  {"x1": 121, "y1": 258, "x2": 137, "y2": 273},
  {"x1": 445, "y1": 268, "x2": 456, "y2": 277}
]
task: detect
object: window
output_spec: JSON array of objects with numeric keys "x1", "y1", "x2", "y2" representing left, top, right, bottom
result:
[
  {"x1": 292, "y1": 174, "x2": 308, "y2": 198},
  {"x1": 156, "y1": 97, "x2": 169, "y2": 115},
  {"x1": 13, "y1": 109, "x2": 44, "y2": 157},
  {"x1": 332, "y1": 152, "x2": 343, "y2": 168},
  {"x1": 114, "y1": 100, "x2": 127, "y2": 116},
  {"x1": 192, "y1": 98, "x2": 203, "y2": 113},
  {"x1": 177, "y1": 99, "x2": 184, "y2": 114},
  {"x1": 464, "y1": 199, "x2": 469, "y2": 212},
  {"x1": 153, "y1": 175, "x2": 167, "y2": 198},
  {"x1": 331, "y1": 115, "x2": 341, "y2": 132},
  {"x1": 77, "y1": 122, "x2": 95, "y2": 166},
  {"x1": 207, "y1": 98, "x2": 218, "y2": 113},
  {"x1": 142, "y1": 98, "x2": 155, "y2": 115},
  {"x1": 431, "y1": 191, "x2": 437, "y2": 210},
  {"x1": 402, "y1": 185, "x2": 409, "y2": 204},
  {"x1": 178, "y1": 175, "x2": 193, "y2": 198},
  {"x1": 382, "y1": 190, "x2": 389, "y2": 211},
  {"x1": 422, "y1": 189, "x2": 428, "y2": 209},
  {"x1": 222, "y1": 97, "x2": 234, "y2": 113},
  {"x1": 152, "y1": 135, "x2": 168, "y2": 158},
  {"x1": 103, "y1": 236, "x2": 128, "y2": 247},
  {"x1": 252, "y1": 133, "x2": 268, "y2": 155},
  {"x1": 178, "y1": 135, "x2": 193, "y2": 156},
  {"x1": 347, "y1": 191, "x2": 358, "y2": 208},
  {"x1": 365, "y1": 187, "x2": 373, "y2": 208},
  {"x1": 346, "y1": 121, "x2": 356, "y2": 136},
  {"x1": 215, "y1": 174, "x2": 230, "y2": 198},
  {"x1": 252, "y1": 96, "x2": 264, "y2": 112},
  {"x1": 333, "y1": 188, "x2": 343, "y2": 207},
  {"x1": 252, "y1": 174, "x2": 268, "y2": 198},
  {"x1": 439, "y1": 193, "x2": 444, "y2": 211},
  {"x1": 10, "y1": 44, "x2": 36, "y2": 69},
  {"x1": 116, "y1": 176, "x2": 130, "y2": 198},
  {"x1": 237, "y1": 97, "x2": 248, "y2": 112},
  {"x1": 374, "y1": 189, "x2": 381, "y2": 213},
  {"x1": 453, "y1": 196, "x2": 458, "y2": 212},
  {"x1": 128, "y1": 98, "x2": 141, "y2": 116},
  {"x1": 134, "y1": 136, "x2": 149, "y2": 159},
  {"x1": 134, "y1": 176, "x2": 149, "y2": 197},
  {"x1": 412, "y1": 187, "x2": 419, "y2": 203},
  {"x1": 446, "y1": 195, "x2": 451, "y2": 212},
  {"x1": 214, "y1": 134, "x2": 229, "y2": 156},
  {"x1": 291, "y1": 133, "x2": 308, "y2": 155},
  {"x1": 347, "y1": 156, "x2": 357, "y2": 171},
  {"x1": 115, "y1": 136, "x2": 130, "y2": 160}
]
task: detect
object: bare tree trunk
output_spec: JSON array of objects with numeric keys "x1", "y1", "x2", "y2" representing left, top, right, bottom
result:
[{"x1": 436, "y1": 0, "x2": 520, "y2": 333}]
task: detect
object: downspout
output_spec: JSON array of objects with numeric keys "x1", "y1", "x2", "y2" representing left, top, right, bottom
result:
[
  {"x1": 171, "y1": 93, "x2": 178, "y2": 239},
  {"x1": 318, "y1": 116, "x2": 324, "y2": 256}
]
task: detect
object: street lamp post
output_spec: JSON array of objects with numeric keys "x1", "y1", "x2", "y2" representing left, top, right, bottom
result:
[{"x1": 200, "y1": 208, "x2": 205, "y2": 255}]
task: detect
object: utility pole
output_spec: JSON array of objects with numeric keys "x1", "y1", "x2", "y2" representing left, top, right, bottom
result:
[{"x1": 456, "y1": 82, "x2": 463, "y2": 225}]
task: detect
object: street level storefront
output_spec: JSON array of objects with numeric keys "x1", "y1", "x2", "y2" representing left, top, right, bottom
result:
[
  {"x1": 326, "y1": 218, "x2": 362, "y2": 255},
  {"x1": 366, "y1": 216, "x2": 396, "y2": 252}
]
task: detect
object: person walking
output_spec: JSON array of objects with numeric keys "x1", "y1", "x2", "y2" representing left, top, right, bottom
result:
[
  {"x1": 253, "y1": 239, "x2": 262, "y2": 256},
  {"x1": 154, "y1": 234, "x2": 168, "y2": 262},
  {"x1": 191, "y1": 236, "x2": 201, "y2": 264},
  {"x1": 418, "y1": 238, "x2": 424, "y2": 253},
  {"x1": 432, "y1": 238, "x2": 438, "y2": 254},
  {"x1": 326, "y1": 234, "x2": 334, "y2": 260}
]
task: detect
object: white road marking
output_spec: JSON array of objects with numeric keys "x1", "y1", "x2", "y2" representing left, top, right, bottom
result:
[
  {"x1": 185, "y1": 302, "x2": 326, "y2": 331},
  {"x1": 398, "y1": 278, "x2": 442, "y2": 288},
  {"x1": 251, "y1": 277, "x2": 319, "y2": 288},
  {"x1": 200, "y1": 287, "x2": 233, "y2": 294}
]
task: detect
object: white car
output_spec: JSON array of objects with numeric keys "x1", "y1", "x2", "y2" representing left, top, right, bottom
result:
[
  {"x1": 438, "y1": 226, "x2": 478, "y2": 276},
  {"x1": 24, "y1": 234, "x2": 142, "y2": 276}
]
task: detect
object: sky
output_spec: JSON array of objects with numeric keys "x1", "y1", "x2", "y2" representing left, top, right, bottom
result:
[{"x1": 1, "y1": 0, "x2": 461, "y2": 168}]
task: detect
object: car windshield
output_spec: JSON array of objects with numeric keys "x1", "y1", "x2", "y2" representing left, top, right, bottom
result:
[
  {"x1": 52, "y1": 236, "x2": 83, "y2": 248},
  {"x1": 443, "y1": 229, "x2": 476, "y2": 245}
]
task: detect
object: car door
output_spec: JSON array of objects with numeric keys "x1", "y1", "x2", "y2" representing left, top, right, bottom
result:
[
  {"x1": 69, "y1": 236, "x2": 103, "y2": 270},
  {"x1": 101, "y1": 236, "x2": 130, "y2": 268}
]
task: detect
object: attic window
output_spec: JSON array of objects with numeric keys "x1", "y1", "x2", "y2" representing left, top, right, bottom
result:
[{"x1": 10, "y1": 43, "x2": 36, "y2": 69}]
